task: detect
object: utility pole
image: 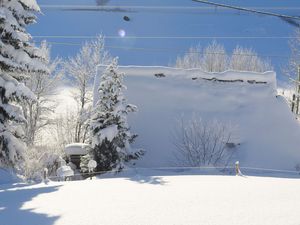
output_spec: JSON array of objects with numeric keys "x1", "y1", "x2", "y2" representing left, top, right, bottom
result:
[
  {"x1": 296, "y1": 65, "x2": 300, "y2": 115},
  {"x1": 290, "y1": 65, "x2": 300, "y2": 115},
  {"x1": 292, "y1": 94, "x2": 296, "y2": 113}
]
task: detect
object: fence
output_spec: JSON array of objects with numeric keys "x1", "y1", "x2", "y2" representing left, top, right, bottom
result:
[{"x1": 44, "y1": 163, "x2": 300, "y2": 182}]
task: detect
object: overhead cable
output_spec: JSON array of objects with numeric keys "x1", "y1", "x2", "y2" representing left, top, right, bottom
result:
[{"x1": 192, "y1": 0, "x2": 300, "y2": 21}]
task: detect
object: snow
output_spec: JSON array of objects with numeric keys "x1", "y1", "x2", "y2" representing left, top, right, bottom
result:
[
  {"x1": 0, "y1": 0, "x2": 47, "y2": 168},
  {"x1": 87, "y1": 160, "x2": 97, "y2": 170},
  {"x1": 1, "y1": 172, "x2": 300, "y2": 225},
  {"x1": 19, "y1": 0, "x2": 40, "y2": 11},
  {"x1": 94, "y1": 66, "x2": 300, "y2": 170},
  {"x1": 0, "y1": 168, "x2": 20, "y2": 185},
  {"x1": 65, "y1": 143, "x2": 90, "y2": 156},
  {"x1": 56, "y1": 166, "x2": 74, "y2": 178},
  {"x1": 98, "y1": 124, "x2": 118, "y2": 142}
]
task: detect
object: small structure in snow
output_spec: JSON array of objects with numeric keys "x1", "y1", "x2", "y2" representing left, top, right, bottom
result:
[
  {"x1": 65, "y1": 143, "x2": 92, "y2": 169},
  {"x1": 88, "y1": 160, "x2": 97, "y2": 171},
  {"x1": 88, "y1": 160, "x2": 97, "y2": 179},
  {"x1": 56, "y1": 165, "x2": 74, "y2": 181}
]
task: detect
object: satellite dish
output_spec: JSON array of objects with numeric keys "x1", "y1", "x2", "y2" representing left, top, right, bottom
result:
[{"x1": 123, "y1": 16, "x2": 130, "y2": 21}]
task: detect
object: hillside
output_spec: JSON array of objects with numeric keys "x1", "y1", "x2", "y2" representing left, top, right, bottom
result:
[{"x1": 94, "y1": 66, "x2": 300, "y2": 170}]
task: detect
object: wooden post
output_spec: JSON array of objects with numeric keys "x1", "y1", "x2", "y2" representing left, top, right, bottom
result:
[
  {"x1": 292, "y1": 94, "x2": 296, "y2": 113},
  {"x1": 89, "y1": 168, "x2": 92, "y2": 180},
  {"x1": 235, "y1": 161, "x2": 240, "y2": 176},
  {"x1": 43, "y1": 168, "x2": 48, "y2": 181}
]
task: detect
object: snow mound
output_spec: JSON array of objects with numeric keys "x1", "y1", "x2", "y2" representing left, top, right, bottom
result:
[
  {"x1": 94, "y1": 66, "x2": 300, "y2": 170},
  {"x1": 56, "y1": 166, "x2": 74, "y2": 178}
]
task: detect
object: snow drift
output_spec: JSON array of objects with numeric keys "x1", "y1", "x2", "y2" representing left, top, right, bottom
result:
[{"x1": 94, "y1": 66, "x2": 300, "y2": 170}]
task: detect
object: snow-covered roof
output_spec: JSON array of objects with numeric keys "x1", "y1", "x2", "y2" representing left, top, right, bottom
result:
[
  {"x1": 94, "y1": 66, "x2": 277, "y2": 106},
  {"x1": 65, "y1": 143, "x2": 91, "y2": 155},
  {"x1": 93, "y1": 65, "x2": 300, "y2": 170}
]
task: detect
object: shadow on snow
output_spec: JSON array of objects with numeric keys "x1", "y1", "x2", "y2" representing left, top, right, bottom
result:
[
  {"x1": 96, "y1": 167, "x2": 300, "y2": 182},
  {"x1": 0, "y1": 183, "x2": 61, "y2": 225}
]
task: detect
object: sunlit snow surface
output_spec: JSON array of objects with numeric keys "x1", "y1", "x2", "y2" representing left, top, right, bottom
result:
[{"x1": 1, "y1": 173, "x2": 300, "y2": 225}]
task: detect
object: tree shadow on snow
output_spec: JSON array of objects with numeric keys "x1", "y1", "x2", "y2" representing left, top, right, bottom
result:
[
  {"x1": 97, "y1": 167, "x2": 300, "y2": 184},
  {"x1": 239, "y1": 169, "x2": 300, "y2": 179},
  {"x1": 125, "y1": 167, "x2": 300, "y2": 180},
  {"x1": 0, "y1": 183, "x2": 61, "y2": 225},
  {"x1": 126, "y1": 174, "x2": 168, "y2": 185},
  {"x1": 97, "y1": 169, "x2": 168, "y2": 185}
]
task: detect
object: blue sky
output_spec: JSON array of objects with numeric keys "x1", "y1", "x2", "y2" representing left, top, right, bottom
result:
[{"x1": 30, "y1": 0, "x2": 300, "y2": 81}]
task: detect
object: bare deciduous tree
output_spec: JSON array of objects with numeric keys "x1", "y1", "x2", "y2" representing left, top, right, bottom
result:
[
  {"x1": 175, "y1": 45, "x2": 202, "y2": 69},
  {"x1": 230, "y1": 46, "x2": 272, "y2": 72},
  {"x1": 172, "y1": 117, "x2": 237, "y2": 167},
  {"x1": 52, "y1": 109, "x2": 78, "y2": 153},
  {"x1": 65, "y1": 35, "x2": 111, "y2": 143},
  {"x1": 22, "y1": 41, "x2": 63, "y2": 146},
  {"x1": 284, "y1": 29, "x2": 300, "y2": 79},
  {"x1": 175, "y1": 41, "x2": 272, "y2": 72},
  {"x1": 202, "y1": 41, "x2": 227, "y2": 72}
]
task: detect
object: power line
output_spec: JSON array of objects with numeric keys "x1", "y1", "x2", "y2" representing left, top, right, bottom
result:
[
  {"x1": 29, "y1": 40, "x2": 290, "y2": 59},
  {"x1": 0, "y1": 37, "x2": 291, "y2": 58},
  {"x1": 31, "y1": 35, "x2": 299, "y2": 40},
  {"x1": 192, "y1": 0, "x2": 300, "y2": 21},
  {"x1": 39, "y1": 5, "x2": 300, "y2": 11},
  {"x1": 0, "y1": 37, "x2": 292, "y2": 58}
]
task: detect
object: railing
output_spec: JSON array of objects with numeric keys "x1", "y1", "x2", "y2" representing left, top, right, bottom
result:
[{"x1": 44, "y1": 163, "x2": 300, "y2": 182}]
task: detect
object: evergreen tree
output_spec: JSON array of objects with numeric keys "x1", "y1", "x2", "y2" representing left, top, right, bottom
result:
[
  {"x1": 0, "y1": 0, "x2": 48, "y2": 169},
  {"x1": 90, "y1": 58, "x2": 143, "y2": 172}
]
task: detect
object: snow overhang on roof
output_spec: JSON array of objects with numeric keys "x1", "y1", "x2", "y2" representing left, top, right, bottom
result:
[{"x1": 65, "y1": 143, "x2": 91, "y2": 155}]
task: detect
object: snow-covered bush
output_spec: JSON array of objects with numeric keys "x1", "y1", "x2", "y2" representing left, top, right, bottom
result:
[
  {"x1": 23, "y1": 146, "x2": 64, "y2": 182},
  {"x1": 172, "y1": 117, "x2": 237, "y2": 168},
  {"x1": 0, "y1": 0, "x2": 48, "y2": 170},
  {"x1": 90, "y1": 58, "x2": 144, "y2": 172},
  {"x1": 80, "y1": 151, "x2": 94, "y2": 173},
  {"x1": 80, "y1": 153, "x2": 97, "y2": 178}
]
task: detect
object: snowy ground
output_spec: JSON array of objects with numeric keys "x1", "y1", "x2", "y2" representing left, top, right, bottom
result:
[{"x1": 1, "y1": 171, "x2": 300, "y2": 225}]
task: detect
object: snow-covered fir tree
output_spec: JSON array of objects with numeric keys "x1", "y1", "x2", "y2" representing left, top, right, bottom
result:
[
  {"x1": 0, "y1": 0, "x2": 48, "y2": 170},
  {"x1": 90, "y1": 58, "x2": 143, "y2": 172}
]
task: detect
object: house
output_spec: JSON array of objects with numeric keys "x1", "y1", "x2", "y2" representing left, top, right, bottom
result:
[{"x1": 93, "y1": 65, "x2": 300, "y2": 170}]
